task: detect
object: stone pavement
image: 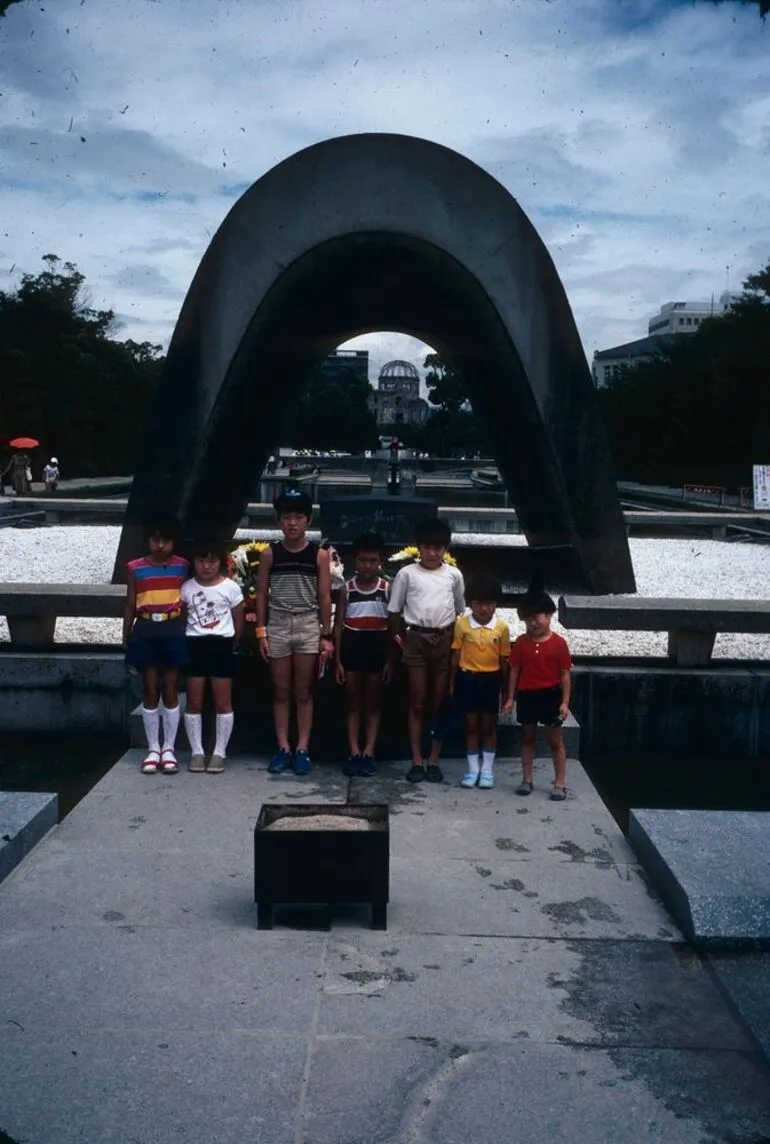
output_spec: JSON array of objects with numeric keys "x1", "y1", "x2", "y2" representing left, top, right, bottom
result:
[{"x1": 1, "y1": 751, "x2": 769, "y2": 1144}]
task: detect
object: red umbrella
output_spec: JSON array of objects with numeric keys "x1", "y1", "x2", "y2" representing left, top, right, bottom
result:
[{"x1": 8, "y1": 437, "x2": 40, "y2": 449}]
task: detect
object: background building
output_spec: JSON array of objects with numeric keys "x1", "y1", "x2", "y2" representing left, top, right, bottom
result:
[
  {"x1": 647, "y1": 292, "x2": 740, "y2": 336},
  {"x1": 368, "y1": 360, "x2": 429, "y2": 426},
  {"x1": 593, "y1": 290, "x2": 741, "y2": 387},
  {"x1": 321, "y1": 348, "x2": 369, "y2": 386}
]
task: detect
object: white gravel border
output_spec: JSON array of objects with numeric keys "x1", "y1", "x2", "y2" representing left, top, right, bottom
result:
[{"x1": 0, "y1": 525, "x2": 769, "y2": 659}]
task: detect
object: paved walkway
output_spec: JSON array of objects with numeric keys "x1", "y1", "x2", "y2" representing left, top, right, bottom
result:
[{"x1": 1, "y1": 752, "x2": 769, "y2": 1143}]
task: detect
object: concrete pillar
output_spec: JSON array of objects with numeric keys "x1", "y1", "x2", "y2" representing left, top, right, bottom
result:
[
  {"x1": 7, "y1": 615, "x2": 57, "y2": 647},
  {"x1": 667, "y1": 629, "x2": 716, "y2": 667}
]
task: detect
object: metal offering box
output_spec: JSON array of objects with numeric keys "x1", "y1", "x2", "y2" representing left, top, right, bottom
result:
[{"x1": 253, "y1": 803, "x2": 390, "y2": 930}]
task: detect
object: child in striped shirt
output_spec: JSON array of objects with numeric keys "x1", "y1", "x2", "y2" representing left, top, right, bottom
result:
[
  {"x1": 334, "y1": 532, "x2": 395, "y2": 777},
  {"x1": 123, "y1": 515, "x2": 190, "y2": 775}
]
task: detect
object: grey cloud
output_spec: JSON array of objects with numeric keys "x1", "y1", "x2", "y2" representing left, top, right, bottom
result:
[
  {"x1": 107, "y1": 263, "x2": 186, "y2": 299},
  {"x1": 0, "y1": 122, "x2": 241, "y2": 195}
]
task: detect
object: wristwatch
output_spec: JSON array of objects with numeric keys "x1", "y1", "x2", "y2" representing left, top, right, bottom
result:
[{"x1": 321, "y1": 632, "x2": 333, "y2": 640}]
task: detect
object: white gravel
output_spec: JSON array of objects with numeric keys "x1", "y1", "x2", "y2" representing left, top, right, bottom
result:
[{"x1": 1, "y1": 525, "x2": 768, "y2": 658}]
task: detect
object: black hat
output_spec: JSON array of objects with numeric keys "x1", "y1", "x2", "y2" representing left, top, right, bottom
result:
[{"x1": 274, "y1": 487, "x2": 313, "y2": 516}]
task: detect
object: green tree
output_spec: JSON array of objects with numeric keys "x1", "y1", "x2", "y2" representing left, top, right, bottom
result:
[
  {"x1": 282, "y1": 363, "x2": 378, "y2": 453},
  {"x1": 423, "y1": 353, "x2": 469, "y2": 419},
  {"x1": 598, "y1": 259, "x2": 770, "y2": 488},
  {"x1": 0, "y1": 255, "x2": 164, "y2": 477}
]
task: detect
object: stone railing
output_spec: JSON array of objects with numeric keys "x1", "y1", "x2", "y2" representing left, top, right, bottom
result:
[
  {"x1": 0, "y1": 584, "x2": 126, "y2": 646},
  {"x1": 558, "y1": 596, "x2": 770, "y2": 667}
]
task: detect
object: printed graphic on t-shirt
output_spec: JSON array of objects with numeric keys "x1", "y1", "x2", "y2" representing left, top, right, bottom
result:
[{"x1": 190, "y1": 590, "x2": 228, "y2": 630}]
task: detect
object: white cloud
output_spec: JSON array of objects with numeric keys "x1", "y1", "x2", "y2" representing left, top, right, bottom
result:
[{"x1": 0, "y1": 0, "x2": 768, "y2": 366}]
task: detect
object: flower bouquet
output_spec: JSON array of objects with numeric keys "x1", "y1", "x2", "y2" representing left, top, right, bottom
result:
[
  {"x1": 385, "y1": 545, "x2": 458, "y2": 577},
  {"x1": 228, "y1": 538, "x2": 345, "y2": 651}
]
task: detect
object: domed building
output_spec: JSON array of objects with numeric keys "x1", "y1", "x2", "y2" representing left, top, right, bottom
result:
[{"x1": 368, "y1": 360, "x2": 429, "y2": 427}]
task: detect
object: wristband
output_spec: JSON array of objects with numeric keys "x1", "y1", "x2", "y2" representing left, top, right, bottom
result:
[
  {"x1": 255, "y1": 626, "x2": 267, "y2": 638},
  {"x1": 321, "y1": 632, "x2": 333, "y2": 641}
]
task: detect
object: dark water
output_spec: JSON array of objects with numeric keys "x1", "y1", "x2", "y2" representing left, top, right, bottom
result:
[
  {"x1": 582, "y1": 751, "x2": 770, "y2": 834},
  {"x1": 0, "y1": 732, "x2": 124, "y2": 819}
]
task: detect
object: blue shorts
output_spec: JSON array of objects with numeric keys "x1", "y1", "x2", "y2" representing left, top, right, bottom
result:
[
  {"x1": 454, "y1": 669, "x2": 502, "y2": 715},
  {"x1": 125, "y1": 616, "x2": 189, "y2": 671}
]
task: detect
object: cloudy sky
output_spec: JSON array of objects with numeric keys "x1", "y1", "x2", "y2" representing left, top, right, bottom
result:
[{"x1": 1, "y1": 0, "x2": 768, "y2": 383}]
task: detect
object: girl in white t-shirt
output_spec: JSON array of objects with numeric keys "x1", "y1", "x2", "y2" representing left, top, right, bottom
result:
[{"x1": 180, "y1": 543, "x2": 244, "y2": 774}]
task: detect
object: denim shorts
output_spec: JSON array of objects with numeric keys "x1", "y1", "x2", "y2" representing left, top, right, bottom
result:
[{"x1": 125, "y1": 616, "x2": 189, "y2": 671}]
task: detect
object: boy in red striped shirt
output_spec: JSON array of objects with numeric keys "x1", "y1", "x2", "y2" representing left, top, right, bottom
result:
[{"x1": 502, "y1": 591, "x2": 572, "y2": 801}]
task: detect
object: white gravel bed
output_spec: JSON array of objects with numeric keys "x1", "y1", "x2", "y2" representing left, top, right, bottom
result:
[{"x1": 0, "y1": 526, "x2": 768, "y2": 659}]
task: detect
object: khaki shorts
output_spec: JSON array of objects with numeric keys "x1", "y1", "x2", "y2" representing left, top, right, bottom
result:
[
  {"x1": 402, "y1": 625, "x2": 454, "y2": 670},
  {"x1": 268, "y1": 610, "x2": 320, "y2": 658}
]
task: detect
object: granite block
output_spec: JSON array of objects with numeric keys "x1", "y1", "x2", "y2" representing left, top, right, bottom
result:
[
  {"x1": 0, "y1": 791, "x2": 58, "y2": 883},
  {"x1": 629, "y1": 809, "x2": 770, "y2": 945}
]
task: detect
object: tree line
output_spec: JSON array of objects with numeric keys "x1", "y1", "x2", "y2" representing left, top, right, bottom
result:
[
  {"x1": 597, "y1": 261, "x2": 770, "y2": 490},
  {"x1": 0, "y1": 256, "x2": 164, "y2": 478},
  {"x1": 3, "y1": 253, "x2": 767, "y2": 482}
]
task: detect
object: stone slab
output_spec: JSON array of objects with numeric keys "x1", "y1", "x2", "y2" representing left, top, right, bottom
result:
[
  {"x1": 302, "y1": 1038, "x2": 770, "y2": 1144},
  {"x1": 319, "y1": 934, "x2": 750, "y2": 1049},
  {"x1": 0, "y1": 1029, "x2": 306, "y2": 1144},
  {"x1": 629, "y1": 809, "x2": 770, "y2": 945},
  {"x1": 0, "y1": 790, "x2": 58, "y2": 883},
  {"x1": 707, "y1": 950, "x2": 770, "y2": 1058},
  {"x1": 0, "y1": 924, "x2": 325, "y2": 1034}
]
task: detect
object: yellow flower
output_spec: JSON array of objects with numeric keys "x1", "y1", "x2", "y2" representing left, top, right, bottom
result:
[{"x1": 388, "y1": 544, "x2": 457, "y2": 567}]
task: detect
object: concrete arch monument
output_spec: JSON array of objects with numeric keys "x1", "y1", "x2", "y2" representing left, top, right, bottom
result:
[{"x1": 116, "y1": 132, "x2": 635, "y2": 593}]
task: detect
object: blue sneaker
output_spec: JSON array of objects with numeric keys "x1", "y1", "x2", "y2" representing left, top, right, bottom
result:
[
  {"x1": 343, "y1": 755, "x2": 361, "y2": 777},
  {"x1": 358, "y1": 754, "x2": 377, "y2": 777},
  {"x1": 267, "y1": 747, "x2": 291, "y2": 774},
  {"x1": 292, "y1": 749, "x2": 313, "y2": 776}
]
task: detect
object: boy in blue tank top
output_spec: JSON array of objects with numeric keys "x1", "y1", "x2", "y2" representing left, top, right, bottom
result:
[{"x1": 255, "y1": 488, "x2": 334, "y2": 776}]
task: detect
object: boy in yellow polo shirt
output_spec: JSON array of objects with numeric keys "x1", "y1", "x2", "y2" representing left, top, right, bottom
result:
[{"x1": 449, "y1": 573, "x2": 511, "y2": 789}]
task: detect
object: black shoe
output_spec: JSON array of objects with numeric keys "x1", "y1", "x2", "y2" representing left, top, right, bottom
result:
[
  {"x1": 406, "y1": 765, "x2": 426, "y2": 783},
  {"x1": 343, "y1": 755, "x2": 361, "y2": 777},
  {"x1": 425, "y1": 764, "x2": 444, "y2": 783},
  {"x1": 358, "y1": 754, "x2": 378, "y2": 777}
]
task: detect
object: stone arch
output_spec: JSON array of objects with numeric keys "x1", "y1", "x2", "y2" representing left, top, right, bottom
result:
[{"x1": 116, "y1": 133, "x2": 634, "y2": 593}]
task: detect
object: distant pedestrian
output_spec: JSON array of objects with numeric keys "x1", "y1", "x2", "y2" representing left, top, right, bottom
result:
[
  {"x1": 502, "y1": 590, "x2": 572, "y2": 800},
  {"x1": 266, "y1": 454, "x2": 278, "y2": 475},
  {"x1": 449, "y1": 573, "x2": 510, "y2": 789},
  {"x1": 334, "y1": 531, "x2": 395, "y2": 777},
  {"x1": 180, "y1": 542, "x2": 244, "y2": 774},
  {"x1": 9, "y1": 453, "x2": 27, "y2": 495},
  {"x1": 123, "y1": 515, "x2": 190, "y2": 775},
  {"x1": 43, "y1": 457, "x2": 60, "y2": 493}
]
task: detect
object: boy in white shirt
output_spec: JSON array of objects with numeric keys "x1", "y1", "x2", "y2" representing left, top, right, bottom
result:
[
  {"x1": 388, "y1": 519, "x2": 465, "y2": 783},
  {"x1": 180, "y1": 542, "x2": 244, "y2": 774}
]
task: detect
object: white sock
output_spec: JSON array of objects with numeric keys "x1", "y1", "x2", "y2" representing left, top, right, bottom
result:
[
  {"x1": 481, "y1": 749, "x2": 496, "y2": 775},
  {"x1": 161, "y1": 704, "x2": 180, "y2": 750},
  {"x1": 184, "y1": 713, "x2": 203, "y2": 756},
  {"x1": 466, "y1": 752, "x2": 480, "y2": 775},
  {"x1": 142, "y1": 706, "x2": 160, "y2": 753},
  {"x1": 214, "y1": 712, "x2": 235, "y2": 758}
]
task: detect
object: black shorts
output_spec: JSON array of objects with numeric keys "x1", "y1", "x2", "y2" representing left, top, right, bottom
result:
[
  {"x1": 185, "y1": 636, "x2": 236, "y2": 679},
  {"x1": 340, "y1": 629, "x2": 389, "y2": 674},
  {"x1": 454, "y1": 669, "x2": 502, "y2": 715},
  {"x1": 516, "y1": 685, "x2": 563, "y2": 727}
]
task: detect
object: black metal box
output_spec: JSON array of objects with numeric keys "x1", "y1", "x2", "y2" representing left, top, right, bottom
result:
[{"x1": 253, "y1": 803, "x2": 389, "y2": 929}]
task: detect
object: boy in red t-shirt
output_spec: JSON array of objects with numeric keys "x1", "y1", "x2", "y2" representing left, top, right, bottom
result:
[{"x1": 502, "y1": 591, "x2": 572, "y2": 800}]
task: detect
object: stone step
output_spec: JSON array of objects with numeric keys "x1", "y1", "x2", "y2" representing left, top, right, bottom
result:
[
  {"x1": 129, "y1": 697, "x2": 579, "y2": 760},
  {"x1": 0, "y1": 791, "x2": 59, "y2": 884}
]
